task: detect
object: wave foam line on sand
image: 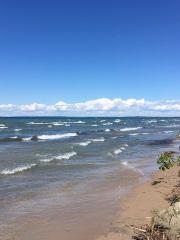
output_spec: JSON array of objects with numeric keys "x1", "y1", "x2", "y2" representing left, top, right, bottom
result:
[{"x1": 122, "y1": 161, "x2": 144, "y2": 175}]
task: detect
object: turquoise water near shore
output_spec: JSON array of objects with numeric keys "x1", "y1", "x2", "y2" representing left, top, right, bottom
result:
[{"x1": 0, "y1": 117, "x2": 180, "y2": 239}]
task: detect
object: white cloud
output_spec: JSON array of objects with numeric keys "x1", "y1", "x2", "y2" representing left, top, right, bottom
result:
[{"x1": 0, "y1": 98, "x2": 180, "y2": 116}]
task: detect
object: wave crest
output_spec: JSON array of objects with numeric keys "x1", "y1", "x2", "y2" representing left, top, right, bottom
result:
[
  {"x1": 1, "y1": 164, "x2": 36, "y2": 175},
  {"x1": 38, "y1": 133, "x2": 77, "y2": 140},
  {"x1": 40, "y1": 152, "x2": 77, "y2": 163}
]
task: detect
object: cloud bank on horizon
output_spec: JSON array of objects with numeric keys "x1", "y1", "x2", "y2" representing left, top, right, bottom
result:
[{"x1": 0, "y1": 98, "x2": 180, "y2": 117}]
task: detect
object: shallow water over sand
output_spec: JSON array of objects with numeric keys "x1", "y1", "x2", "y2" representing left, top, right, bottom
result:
[{"x1": 0, "y1": 117, "x2": 180, "y2": 239}]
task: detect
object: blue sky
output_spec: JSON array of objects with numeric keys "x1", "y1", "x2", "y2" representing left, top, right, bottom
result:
[{"x1": 0, "y1": 0, "x2": 180, "y2": 116}]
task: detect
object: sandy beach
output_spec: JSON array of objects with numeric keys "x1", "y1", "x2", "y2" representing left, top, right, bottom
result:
[{"x1": 96, "y1": 163, "x2": 180, "y2": 240}]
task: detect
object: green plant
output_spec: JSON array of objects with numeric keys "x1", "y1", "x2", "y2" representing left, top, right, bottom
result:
[
  {"x1": 177, "y1": 133, "x2": 180, "y2": 140},
  {"x1": 170, "y1": 194, "x2": 180, "y2": 206},
  {"x1": 157, "y1": 152, "x2": 174, "y2": 171},
  {"x1": 157, "y1": 152, "x2": 180, "y2": 171},
  {"x1": 157, "y1": 133, "x2": 180, "y2": 171}
]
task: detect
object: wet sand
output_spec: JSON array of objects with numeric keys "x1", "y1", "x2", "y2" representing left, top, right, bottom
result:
[{"x1": 96, "y1": 164, "x2": 180, "y2": 240}]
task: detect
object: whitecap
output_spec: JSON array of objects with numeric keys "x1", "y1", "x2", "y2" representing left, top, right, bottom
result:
[
  {"x1": 114, "y1": 149, "x2": 122, "y2": 155},
  {"x1": 107, "y1": 152, "x2": 113, "y2": 157},
  {"x1": 114, "y1": 119, "x2": 121, "y2": 122},
  {"x1": 14, "y1": 129, "x2": 22, "y2": 131},
  {"x1": 74, "y1": 121, "x2": 85, "y2": 123},
  {"x1": 40, "y1": 152, "x2": 77, "y2": 163},
  {"x1": 120, "y1": 127, "x2": 142, "y2": 131},
  {"x1": 48, "y1": 125, "x2": 52, "y2": 128},
  {"x1": 105, "y1": 129, "x2": 110, "y2": 132},
  {"x1": 146, "y1": 120, "x2": 157, "y2": 124},
  {"x1": 22, "y1": 137, "x2": 32, "y2": 141},
  {"x1": 62, "y1": 121, "x2": 85, "y2": 124},
  {"x1": 38, "y1": 133, "x2": 77, "y2": 140},
  {"x1": 102, "y1": 122, "x2": 113, "y2": 125},
  {"x1": 75, "y1": 141, "x2": 91, "y2": 146},
  {"x1": 121, "y1": 147, "x2": 126, "y2": 150},
  {"x1": 122, "y1": 161, "x2": 128, "y2": 165},
  {"x1": 124, "y1": 144, "x2": 128, "y2": 146},
  {"x1": 53, "y1": 123, "x2": 64, "y2": 126},
  {"x1": 27, "y1": 122, "x2": 49, "y2": 124},
  {"x1": 65, "y1": 124, "x2": 70, "y2": 126},
  {"x1": 164, "y1": 125, "x2": 180, "y2": 127},
  {"x1": 129, "y1": 133, "x2": 139, "y2": 136},
  {"x1": 91, "y1": 138, "x2": 105, "y2": 142},
  {"x1": 92, "y1": 124, "x2": 98, "y2": 126},
  {"x1": 100, "y1": 120, "x2": 106, "y2": 122},
  {"x1": 1, "y1": 164, "x2": 36, "y2": 175},
  {"x1": 56, "y1": 152, "x2": 77, "y2": 160},
  {"x1": 0, "y1": 126, "x2": 8, "y2": 129},
  {"x1": 10, "y1": 136, "x2": 18, "y2": 139}
]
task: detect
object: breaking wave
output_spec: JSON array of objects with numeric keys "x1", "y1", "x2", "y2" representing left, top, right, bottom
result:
[
  {"x1": 14, "y1": 129, "x2": 22, "y2": 131},
  {"x1": 75, "y1": 141, "x2": 91, "y2": 146},
  {"x1": 53, "y1": 123, "x2": 64, "y2": 126},
  {"x1": 0, "y1": 126, "x2": 8, "y2": 129},
  {"x1": 102, "y1": 122, "x2": 113, "y2": 125},
  {"x1": 22, "y1": 137, "x2": 32, "y2": 141},
  {"x1": 1, "y1": 164, "x2": 36, "y2": 175},
  {"x1": 122, "y1": 161, "x2": 144, "y2": 175},
  {"x1": 37, "y1": 133, "x2": 78, "y2": 140},
  {"x1": 40, "y1": 152, "x2": 77, "y2": 163},
  {"x1": 114, "y1": 119, "x2": 121, "y2": 122},
  {"x1": 120, "y1": 127, "x2": 142, "y2": 131},
  {"x1": 91, "y1": 138, "x2": 105, "y2": 142},
  {"x1": 27, "y1": 122, "x2": 49, "y2": 124},
  {"x1": 105, "y1": 129, "x2": 110, "y2": 132},
  {"x1": 114, "y1": 149, "x2": 122, "y2": 155}
]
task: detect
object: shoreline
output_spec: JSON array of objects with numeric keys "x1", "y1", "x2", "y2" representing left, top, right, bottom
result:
[{"x1": 95, "y1": 163, "x2": 180, "y2": 240}]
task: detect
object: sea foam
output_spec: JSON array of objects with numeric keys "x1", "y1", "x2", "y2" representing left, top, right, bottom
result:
[
  {"x1": 75, "y1": 141, "x2": 91, "y2": 146},
  {"x1": 1, "y1": 164, "x2": 36, "y2": 175},
  {"x1": 120, "y1": 127, "x2": 142, "y2": 131},
  {"x1": 22, "y1": 137, "x2": 32, "y2": 141},
  {"x1": 102, "y1": 122, "x2": 113, "y2": 125},
  {"x1": 14, "y1": 129, "x2": 22, "y2": 131},
  {"x1": 122, "y1": 161, "x2": 144, "y2": 175},
  {"x1": 114, "y1": 119, "x2": 121, "y2": 122},
  {"x1": 40, "y1": 152, "x2": 77, "y2": 163},
  {"x1": 91, "y1": 138, "x2": 105, "y2": 142},
  {"x1": 114, "y1": 149, "x2": 122, "y2": 155},
  {"x1": 27, "y1": 122, "x2": 49, "y2": 124},
  {"x1": 38, "y1": 133, "x2": 77, "y2": 140}
]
